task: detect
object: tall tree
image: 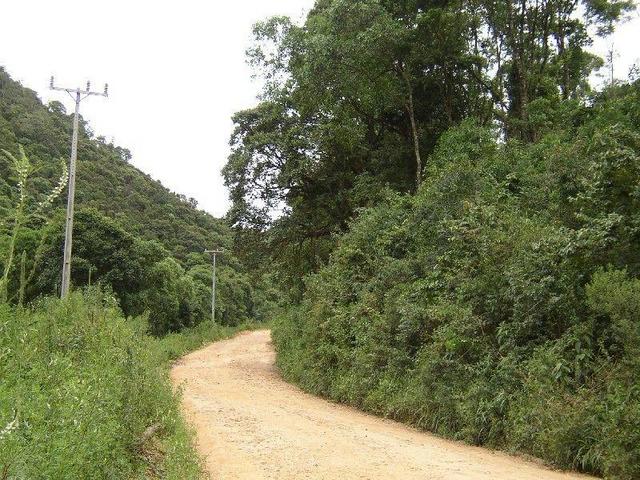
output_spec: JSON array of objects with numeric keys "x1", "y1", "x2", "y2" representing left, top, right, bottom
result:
[
  {"x1": 475, "y1": 0, "x2": 633, "y2": 140},
  {"x1": 226, "y1": 0, "x2": 486, "y2": 291},
  {"x1": 224, "y1": 0, "x2": 634, "y2": 293}
]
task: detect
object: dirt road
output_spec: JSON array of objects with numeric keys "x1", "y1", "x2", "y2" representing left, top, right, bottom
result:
[{"x1": 170, "y1": 330, "x2": 597, "y2": 480}]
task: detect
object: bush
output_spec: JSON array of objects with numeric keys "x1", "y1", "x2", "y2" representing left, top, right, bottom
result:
[
  {"x1": 273, "y1": 93, "x2": 640, "y2": 478},
  {"x1": 0, "y1": 290, "x2": 203, "y2": 479}
]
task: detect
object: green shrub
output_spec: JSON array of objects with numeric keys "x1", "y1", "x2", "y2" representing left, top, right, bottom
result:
[
  {"x1": 0, "y1": 290, "x2": 203, "y2": 479},
  {"x1": 273, "y1": 95, "x2": 640, "y2": 478}
]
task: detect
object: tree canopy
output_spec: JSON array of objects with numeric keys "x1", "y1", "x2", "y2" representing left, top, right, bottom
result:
[{"x1": 224, "y1": 0, "x2": 634, "y2": 296}]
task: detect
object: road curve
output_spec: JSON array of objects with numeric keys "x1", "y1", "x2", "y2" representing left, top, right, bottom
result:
[{"x1": 170, "y1": 329, "x2": 597, "y2": 480}]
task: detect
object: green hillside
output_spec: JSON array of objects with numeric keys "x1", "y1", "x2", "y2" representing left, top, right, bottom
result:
[
  {"x1": 0, "y1": 66, "x2": 227, "y2": 258},
  {"x1": 0, "y1": 67, "x2": 266, "y2": 331}
]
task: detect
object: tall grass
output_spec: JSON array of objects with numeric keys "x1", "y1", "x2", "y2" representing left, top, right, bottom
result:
[{"x1": 0, "y1": 289, "x2": 253, "y2": 479}]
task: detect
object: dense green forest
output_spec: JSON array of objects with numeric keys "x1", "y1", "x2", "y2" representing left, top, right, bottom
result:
[{"x1": 224, "y1": 0, "x2": 640, "y2": 477}]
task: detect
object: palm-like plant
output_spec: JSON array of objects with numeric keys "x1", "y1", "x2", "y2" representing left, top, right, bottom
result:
[{"x1": 0, "y1": 146, "x2": 68, "y2": 303}]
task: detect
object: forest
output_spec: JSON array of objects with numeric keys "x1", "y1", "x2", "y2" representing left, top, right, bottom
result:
[
  {"x1": 0, "y1": 67, "x2": 274, "y2": 332},
  {"x1": 2, "y1": 0, "x2": 640, "y2": 477},
  {"x1": 223, "y1": 0, "x2": 640, "y2": 478}
]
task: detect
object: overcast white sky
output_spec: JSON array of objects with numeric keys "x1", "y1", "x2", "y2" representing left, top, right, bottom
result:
[
  {"x1": 0, "y1": 0, "x2": 315, "y2": 217},
  {"x1": 0, "y1": 1, "x2": 638, "y2": 217}
]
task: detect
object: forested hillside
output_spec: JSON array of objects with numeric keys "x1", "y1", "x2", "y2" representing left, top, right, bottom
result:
[
  {"x1": 0, "y1": 68, "x2": 222, "y2": 257},
  {"x1": 225, "y1": 0, "x2": 640, "y2": 478},
  {"x1": 0, "y1": 67, "x2": 270, "y2": 331}
]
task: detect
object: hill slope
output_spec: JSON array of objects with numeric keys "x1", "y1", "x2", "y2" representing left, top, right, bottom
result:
[
  {"x1": 0, "y1": 67, "x2": 265, "y2": 330},
  {"x1": 0, "y1": 67, "x2": 227, "y2": 258}
]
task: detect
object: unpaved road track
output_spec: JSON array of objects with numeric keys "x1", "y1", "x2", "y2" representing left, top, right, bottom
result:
[{"x1": 171, "y1": 330, "x2": 597, "y2": 480}]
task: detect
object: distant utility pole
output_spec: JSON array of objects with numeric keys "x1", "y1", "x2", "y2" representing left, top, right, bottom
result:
[
  {"x1": 204, "y1": 249, "x2": 223, "y2": 322},
  {"x1": 50, "y1": 77, "x2": 108, "y2": 298},
  {"x1": 607, "y1": 44, "x2": 616, "y2": 85}
]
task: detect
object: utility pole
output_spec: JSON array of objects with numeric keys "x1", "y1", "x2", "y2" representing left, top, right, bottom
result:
[
  {"x1": 607, "y1": 44, "x2": 616, "y2": 85},
  {"x1": 50, "y1": 77, "x2": 108, "y2": 298},
  {"x1": 204, "y1": 249, "x2": 223, "y2": 322}
]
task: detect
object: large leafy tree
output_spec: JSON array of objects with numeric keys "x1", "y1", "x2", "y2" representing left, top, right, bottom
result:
[
  {"x1": 225, "y1": 0, "x2": 490, "y2": 293},
  {"x1": 225, "y1": 0, "x2": 633, "y2": 294}
]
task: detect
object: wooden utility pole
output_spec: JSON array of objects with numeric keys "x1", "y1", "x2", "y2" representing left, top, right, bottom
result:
[{"x1": 50, "y1": 77, "x2": 108, "y2": 298}]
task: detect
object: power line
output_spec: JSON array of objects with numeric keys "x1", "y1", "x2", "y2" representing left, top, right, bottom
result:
[{"x1": 50, "y1": 77, "x2": 108, "y2": 298}]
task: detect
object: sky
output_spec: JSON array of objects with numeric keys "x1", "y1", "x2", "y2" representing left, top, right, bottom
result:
[
  {"x1": 0, "y1": 1, "x2": 638, "y2": 217},
  {"x1": 0, "y1": 0, "x2": 315, "y2": 217}
]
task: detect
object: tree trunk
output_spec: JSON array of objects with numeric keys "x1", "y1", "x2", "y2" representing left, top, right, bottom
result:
[{"x1": 401, "y1": 68, "x2": 422, "y2": 188}]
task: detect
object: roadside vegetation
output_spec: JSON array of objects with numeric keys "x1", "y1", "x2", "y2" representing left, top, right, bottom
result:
[
  {"x1": 273, "y1": 89, "x2": 640, "y2": 477},
  {"x1": 0, "y1": 288, "x2": 253, "y2": 478},
  {"x1": 0, "y1": 68, "x2": 265, "y2": 478},
  {"x1": 226, "y1": 1, "x2": 640, "y2": 478}
]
